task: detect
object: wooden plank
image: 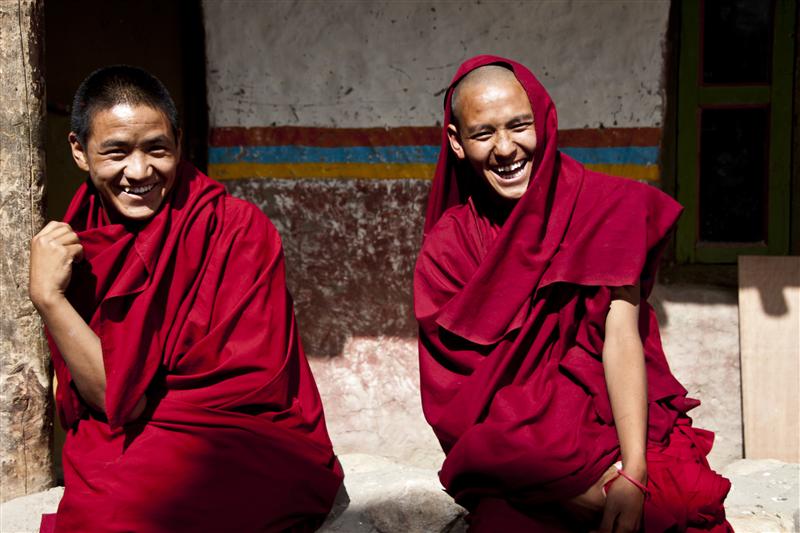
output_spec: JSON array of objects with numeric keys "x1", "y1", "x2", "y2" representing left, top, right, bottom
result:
[
  {"x1": 0, "y1": 0, "x2": 53, "y2": 502},
  {"x1": 738, "y1": 256, "x2": 800, "y2": 461}
]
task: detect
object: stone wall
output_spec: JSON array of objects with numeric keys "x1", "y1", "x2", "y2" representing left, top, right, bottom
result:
[{"x1": 203, "y1": 0, "x2": 742, "y2": 469}]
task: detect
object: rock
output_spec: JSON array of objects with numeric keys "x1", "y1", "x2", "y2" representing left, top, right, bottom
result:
[
  {"x1": 722, "y1": 459, "x2": 799, "y2": 532},
  {"x1": 0, "y1": 486, "x2": 62, "y2": 533},
  {"x1": 321, "y1": 454, "x2": 467, "y2": 533}
]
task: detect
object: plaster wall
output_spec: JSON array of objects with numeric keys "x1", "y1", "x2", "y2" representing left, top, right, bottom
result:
[
  {"x1": 651, "y1": 285, "x2": 743, "y2": 469},
  {"x1": 204, "y1": 0, "x2": 670, "y2": 129},
  {"x1": 203, "y1": 0, "x2": 742, "y2": 471}
]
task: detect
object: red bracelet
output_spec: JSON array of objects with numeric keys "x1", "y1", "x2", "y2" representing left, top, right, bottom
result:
[
  {"x1": 616, "y1": 468, "x2": 649, "y2": 497},
  {"x1": 602, "y1": 463, "x2": 650, "y2": 498}
]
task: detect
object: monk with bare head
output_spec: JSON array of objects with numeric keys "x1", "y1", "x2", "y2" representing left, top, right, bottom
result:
[
  {"x1": 448, "y1": 65, "x2": 537, "y2": 202},
  {"x1": 415, "y1": 56, "x2": 732, "y2": 532}
]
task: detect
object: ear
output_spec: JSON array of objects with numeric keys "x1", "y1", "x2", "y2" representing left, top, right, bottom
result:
[
  {"x1": 447, "y1": 124, "x2": 466, "y2": 160},
  {"x1": 175, "y1": 128, "x2": 183, "y2": 160},
  {"x1": 68, "y1": 132, "x2": 90, "y2": 172}
]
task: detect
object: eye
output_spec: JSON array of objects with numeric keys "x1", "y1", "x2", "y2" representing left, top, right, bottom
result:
[
  {"x1": 100, "y1": 149, "x2": 126, "y2": 158},
  {"x1": 148, "y1": 146, "x2": 168, "y2": 155},
  {"x1": 511, "y1": 121, "x2": 533, "y2": 132},
  {"x1": 470, "y1": 131, "x2": 493, "y2": 141}
]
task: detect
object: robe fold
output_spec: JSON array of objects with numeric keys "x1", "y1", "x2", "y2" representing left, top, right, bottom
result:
[
  {"x1": 48, "y1": 162, "x2": 342, "y2": 532},
  {"x1": 415, "y1": 55, "x2": 731, "y2": 531}
]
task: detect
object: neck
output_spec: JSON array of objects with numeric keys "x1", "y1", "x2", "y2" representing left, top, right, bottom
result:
[{"x1": 469, "y1": 171, "x2": 517, "y2": 225}]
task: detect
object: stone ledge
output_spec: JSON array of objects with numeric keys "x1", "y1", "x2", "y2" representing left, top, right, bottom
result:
[
  {"x1": 321, "y1": 454, "x2": 467, "y2": 532},
  {"x1": 2, "y1": 457, "x2": 797, "y2": 533},
  {"x1": 722, "y1": 459, "x2": 800, "y2": 532}
]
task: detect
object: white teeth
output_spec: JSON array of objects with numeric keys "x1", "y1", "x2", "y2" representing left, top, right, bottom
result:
[
  {"x1": 123, "y1": 183, "x2": 157, "y2": 195},
  {"x1": 494, "y1": 160, "x2": 525, "y2": 173}
]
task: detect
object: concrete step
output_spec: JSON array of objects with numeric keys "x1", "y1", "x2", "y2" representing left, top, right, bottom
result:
[{"x1": 1, "y1": 456, "x2": 796, "y2": 533}]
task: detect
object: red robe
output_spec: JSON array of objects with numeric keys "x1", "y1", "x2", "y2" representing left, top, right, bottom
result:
[
  {"x1": 415, "y1": 55, "x2": 731, "y2": 531},
  {"x1": 46, "y1": 162, "x2": 342, "y2": 532}
]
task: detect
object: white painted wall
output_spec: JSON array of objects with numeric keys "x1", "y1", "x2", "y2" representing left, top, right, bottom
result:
[{"x1": 204, "y1": 0, "x2": 670, "y2": 129}]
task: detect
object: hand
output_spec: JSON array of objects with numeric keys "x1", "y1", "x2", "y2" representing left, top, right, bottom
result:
[
  {"x1": 562, "y1": 465, "x2": 619, "y2": 524},
  {"x1": 29, "y1": 221, "x2": 83, "y2": 309},
  {"x1": 596, "y1": 471, "x2": 646, "y2": 533}
]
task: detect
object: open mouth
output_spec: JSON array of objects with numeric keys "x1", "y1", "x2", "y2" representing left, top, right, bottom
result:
[
  {"x1": 491, "y1": 159, "x2": 528, "y2": 181},
  {"x1": 120, "y1": 182, "x2": 158, "y2": 197}
]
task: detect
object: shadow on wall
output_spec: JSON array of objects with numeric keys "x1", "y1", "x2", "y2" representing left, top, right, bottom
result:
[
  {"x1": 226, "y1": 178, "x2": 798, "y2": 356},
  {"x1": 227, "y1": 178, "x2": 430, "y2": 357}
]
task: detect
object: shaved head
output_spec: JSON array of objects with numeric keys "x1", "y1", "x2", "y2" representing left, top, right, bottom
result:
[{"x1": 450, "y1": 65, "x2": 521, "y2": 127}]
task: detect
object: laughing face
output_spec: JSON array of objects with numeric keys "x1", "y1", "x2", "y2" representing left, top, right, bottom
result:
[
  {"x1": 69, "y1": 103, "x2": 180, "y2": 222},
  {"x1": 447, "y1": 73, "x2": 537, "y2": 201}
]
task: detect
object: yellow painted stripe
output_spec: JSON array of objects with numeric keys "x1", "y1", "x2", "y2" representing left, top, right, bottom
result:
[
  {"x1": 210, "y1": 162, "x2": 436, "y2": 180},
  {"x1": 210, "y1": 162, "x2": 659, "y2": 182},
  {"x1": 585, "y1": 163, "x2": 660, "y2": 181}
]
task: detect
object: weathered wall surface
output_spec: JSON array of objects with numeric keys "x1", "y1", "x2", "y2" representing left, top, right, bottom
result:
[
  {"x1": 0, "y1": 0, "x2": 53, "y2": 502},
  {"x1": 205, "y1": 1, "x2": 669, "y2": 129},
  {"x1": 204, "y1": 0, "x2": 741, "y2": 470},
  {"x1": 652, "y1": 285, "x2": 742, "y2": 468}
]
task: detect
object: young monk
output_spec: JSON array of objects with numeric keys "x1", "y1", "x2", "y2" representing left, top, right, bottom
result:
[
  {"x1": 415, "y1": 56, "x2": 732, "y2": 532},
  {"x1": 29, "y1": 66, "x2": 342, "y2": 532}
]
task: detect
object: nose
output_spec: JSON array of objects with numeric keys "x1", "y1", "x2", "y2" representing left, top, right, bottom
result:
[
  {"x1": 124, "y1": 151, "x2": 153, "y2": 181},
  {"x1": 494, "y1": 131, "x2": 517, "y2": 160}
]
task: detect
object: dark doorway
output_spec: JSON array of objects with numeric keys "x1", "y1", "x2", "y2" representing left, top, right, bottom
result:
[
  {"x1": 674, "y1": 0, "x2": 796, "y2": 263},
  {"x1": 44, "y1": 0, "x2": 207, "y2": 480},
  {"x1": 45, "y1": 0, "x2": 207, "y2": 221}
]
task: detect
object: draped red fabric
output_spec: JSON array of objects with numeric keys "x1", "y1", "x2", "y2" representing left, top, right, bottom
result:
[
  {"x1": 47, "y1": 162, "x2": 343, "y2": 532},
  {"x1": 415, "y1": 56, "x2": 731, "y2": 531}
]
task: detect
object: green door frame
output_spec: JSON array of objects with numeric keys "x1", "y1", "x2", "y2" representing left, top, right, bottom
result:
[{"x1": 676, "y1": 0, "x2": 796, "y2": 263}]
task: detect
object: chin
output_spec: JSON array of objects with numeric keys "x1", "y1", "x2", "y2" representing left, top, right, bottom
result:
[{"x1": 112, "y1": 202, "x2": 161, "y2": 221}]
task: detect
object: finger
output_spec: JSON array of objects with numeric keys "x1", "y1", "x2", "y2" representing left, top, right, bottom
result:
[
  {"x1": 614, "y1": 517, "x2": 634, "y2": 533},
  {"x1": 65, "y1": 244, "x2": 84, "y2": 263},
  {"x1": 597, "y1": 506, "x2": 617, "y2": 533},
  {"x1": 36, "y1": 221, "x2": 70, "y2": 237},
  {"x1": 52, "y1": 229, "x2": 81, "y2": 246},
  {"x1": 45, "y1": 224, "x2": 78, "y2": 243}
]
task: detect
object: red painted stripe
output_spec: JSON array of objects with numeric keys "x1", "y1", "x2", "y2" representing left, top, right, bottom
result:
[
  {"x1": 210, "y1": 126, "x2": 442, "y2": 147},
  {"x1": 209, "y1": 126, "x2": 661, "y2": 148},
  {"x1": 559, "y1": 127, "x2": 662, "y2": 147}
]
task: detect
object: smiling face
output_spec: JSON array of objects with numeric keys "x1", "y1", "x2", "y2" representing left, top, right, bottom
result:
[
  {"x1": 69, "y1": 103, "x2": 181, "y2": 222},
  {"x1": 448, "y1": 72, "x2": 537, "y2": 201}
]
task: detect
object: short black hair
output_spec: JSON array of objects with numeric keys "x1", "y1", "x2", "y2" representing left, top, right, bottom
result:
[{"x1": 70, "y1": 65, "x2": 179, "y2": 146}]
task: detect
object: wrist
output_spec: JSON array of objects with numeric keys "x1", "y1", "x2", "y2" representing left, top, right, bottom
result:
[
  {"x1": 619, "y1": 457, "x2": 647, "y2": 482},
  {"x1": 30, "y1": 290, "x2": 68, "y2": 314}
]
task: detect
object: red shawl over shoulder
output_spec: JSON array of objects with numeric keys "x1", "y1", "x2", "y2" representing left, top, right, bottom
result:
[
  {"x1": 49, "y1": 162, "x2": 342, "y2": 532},
  {"x1": 415, "y1": 56, "x2": 730, "y2": 531}
]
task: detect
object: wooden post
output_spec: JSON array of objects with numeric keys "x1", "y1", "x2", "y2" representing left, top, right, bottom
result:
[
  {"x1": 738, "y1": 256, "x2": 800, "y2": 462},
  {"x1": 0, "y1": 0, "x2": 54, "y2": 501}
]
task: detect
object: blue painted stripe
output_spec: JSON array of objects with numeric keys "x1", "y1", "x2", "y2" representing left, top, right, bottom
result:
[
  {"x1": 209, "y1": 145, "x2": 659, "y2": 166},
  {"x1": 560, "y1": 146, "x2": 659, "y2": 165},
  {"x1": 209, "y1": 145, "x2": 440, "y2": 165}
]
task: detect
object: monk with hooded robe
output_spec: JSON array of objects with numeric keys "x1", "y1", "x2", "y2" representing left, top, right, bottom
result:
[
  {"x1": 414, "y1": 56, "x2": 732, "y2": 532},
  {"x1": 29, "y1": 66, "x2": 343, "y2": 532}
]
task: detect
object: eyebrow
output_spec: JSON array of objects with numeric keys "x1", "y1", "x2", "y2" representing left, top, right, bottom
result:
[
  {"x1": 98, "y1": 139, "x2": 130, "y2": 149},
  {"x1": 506, "y1": 113, "x2": 534, "y2": 126},
  {"x1": 463, "y1": 113, "x2": 534, "y2": 136},
  {"x1": 141, "y1": 134, "x2": 172, "y2": 146},
  {"x1": 97, "y1": 134, "x2": 172, "y2": 149}
]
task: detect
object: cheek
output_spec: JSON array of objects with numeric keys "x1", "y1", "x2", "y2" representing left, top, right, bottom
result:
[
  {"x1": 519, "y1": 132, "x2": 538, "y2": 152},
  {"x1": 89, "y1": 167, "x2": 119, "y2": 189},
  {"x1": 464, "y1": 144, "x2": 490, "y2": 165}
]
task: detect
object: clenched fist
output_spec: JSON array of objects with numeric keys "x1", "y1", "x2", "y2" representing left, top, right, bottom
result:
[{"x1": 29, "y1": 221, "x2": 84, "y2": 309}]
